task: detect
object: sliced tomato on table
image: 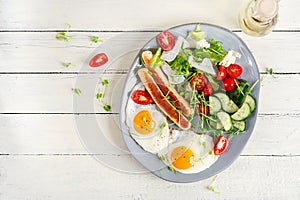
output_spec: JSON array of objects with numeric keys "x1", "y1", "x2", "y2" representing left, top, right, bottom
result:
[
  {"x1": 190, "y1": 74, "x2": 207, "y2": 91},
  {"x1": 157, "y1": 31, "x2": 175, "y2": 51},
  {"x1": 227, "y1": 64, "x2": 243, "y2": 78},
  {"x1": 214, "y1": 136, "x2": 229, "y2": 155},
  {"x1": 89, "y1": 53, "x2": 108, "y2": 67},
  {"x1": 132, "y1": 90, "x2": 153, "y2": 105}
]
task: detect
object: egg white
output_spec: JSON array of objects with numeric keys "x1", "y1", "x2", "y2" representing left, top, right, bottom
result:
[
  {"x1": 125, "y1": 83, "x2": 170, "y2": 154},
  {"x1": 158, "y1": 130, "x2": 219, "y2": 174}
]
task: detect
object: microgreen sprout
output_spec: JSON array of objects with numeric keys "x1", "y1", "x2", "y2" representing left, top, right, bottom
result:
[
  {"x1": 63, "y1": 62, "x2": 76, "y2": 68},
  {"x1": 56, "y1": 23, "x2": 72, "y2": 42},
  {"x1": 72, "y1": 88, "x2": 81, "y2": 96},
  {"x1": 207, "y1": 175, "x2": 220, "y2": 194},
  {"x1": 168, "y1": 166, "x2": 178, "y2": 174},
  {"x1": 96, "y1": 78, "x2": 112, "y2": 112},
  {"x1": 90, "y1": 36, "x2": 103, "y2": 44}
]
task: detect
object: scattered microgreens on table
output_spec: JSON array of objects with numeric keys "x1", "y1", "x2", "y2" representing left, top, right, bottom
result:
[
  {"x1": 90, "y1": 36, "x2": 103, "y2": 44},
  {"x1": 207, "y1": 175, "x2": 220, "y2": 194},
  {"x1": 72, "y1": 88, "x2": 82, "y2": 96},
  {"x1": 63, "y1": 62, "x2": 76, "y2": 68},
  {"x1": 56, "y1": 23, "x2": 72, "y2": 42},
  {"x1": 96, "y1": 78, "x2": 112, "y2": 112}
]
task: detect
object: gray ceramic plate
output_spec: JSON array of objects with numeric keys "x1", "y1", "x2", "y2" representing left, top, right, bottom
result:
[{"x1": 119, "y1": 23, "x2": 260, "y2": 183}]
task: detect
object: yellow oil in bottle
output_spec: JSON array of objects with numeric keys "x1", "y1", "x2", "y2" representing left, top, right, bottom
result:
[{"x1": 238, "y1": 0, "x2": 279, "y2": 36}]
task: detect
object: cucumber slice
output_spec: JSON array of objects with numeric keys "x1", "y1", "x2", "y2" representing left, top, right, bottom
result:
[
  {"x1": 233, "y1": 120, "x2": 246, "y2": 131},
  {"x1": 231, "y1": 103, "x2": 251, "y2": 121},
  {"x1": 244, "y1": 95, "x2": 256, "y2": 112},
  {"x1": 209, "y1": 96, "x2": 221, "y2": 115},
  {"x1": 214, "y1": 93, "x2": 239, "y2": 113},
  {"x1": 209, "y1": 120, "x2": 223, "y2": 130},
  {"x1": 217, "y1": 111, "x2": 232, "y2": 131}
]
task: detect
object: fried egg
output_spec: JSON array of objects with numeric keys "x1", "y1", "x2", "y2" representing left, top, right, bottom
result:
[
  {"x1": 125, "y1": 83, "x2": 170, "y2": 154},
  {"x1": 158, "y1": 130, "x2": 219, "y2": 174}
]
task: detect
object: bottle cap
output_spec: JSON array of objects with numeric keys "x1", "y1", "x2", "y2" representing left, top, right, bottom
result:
[{"x1": 254, "y1": 0, "x2": 278, "y2": 21}]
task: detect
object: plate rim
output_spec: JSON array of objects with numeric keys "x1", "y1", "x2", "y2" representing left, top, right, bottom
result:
[{"x1": 119, "y1": 22, "x2": 260, "y2": 183}]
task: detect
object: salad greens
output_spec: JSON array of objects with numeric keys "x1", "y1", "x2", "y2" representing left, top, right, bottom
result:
[
  {"x1": 192, "y1": 39, "x2": 227, "y2": 65},
  {"x1": 145, "y1": 24, "x2": 259, "y2": 137}
]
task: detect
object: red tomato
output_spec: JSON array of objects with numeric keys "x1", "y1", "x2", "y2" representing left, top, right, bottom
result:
[
  {"x1": 214, "y1": 136, "x2": 229, "y2": 155},
  {"x1": 222, "y1": 77, "x2": 236, "y2": 91},
  {"x1": 216, "y1": 65, "x2": 227, "y2": 80},
  {"x1": 132, "y1": 90, "x2": 153, "y2": 105},
  {"x1": 190, "y1": 74, "x2": 207, "y2": 91},
  {"x1": 203, "y1": 82, "x2": 213, "y2": 96},
  {"x1": 198, "y1": 102, "x2": 209, "y2": 116},
  {"x1": 89, "y1": 53, "x2": 108, "y2": 68},
  {"x1": 157, "y1": 31, "x2": 175, "y2": 51},
  {"x1": 227, "y1": 64, "x2": 243, "y2": 78}
]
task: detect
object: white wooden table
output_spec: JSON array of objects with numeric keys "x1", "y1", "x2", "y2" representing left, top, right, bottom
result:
[{"x1": 0, "y1": 0, "x2": 299, "y2": 199}]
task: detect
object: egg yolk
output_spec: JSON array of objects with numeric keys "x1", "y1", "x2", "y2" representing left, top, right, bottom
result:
[
  {"x1": 133, "y1": 110, "x2": 156, "y2": 135},
  {"x1": 171, "y1": 146, "x2": 195, "y2": 170}
]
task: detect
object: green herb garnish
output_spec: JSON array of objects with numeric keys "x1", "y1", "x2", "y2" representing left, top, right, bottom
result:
[
  {"x1": 63, "y1": 62, "x2": 76, "y2": 68},
  {"x1": 103, "y1": 104, "x2": 111, "y2": 112},
  {"x1": 96, "y1": 93, "x2": 103, "y2": 99},
  {"x1": 56, "y1": 23, "x2": 72, "y2": 42},
  {"x1": 101, "y1": 79, "x2": 109, "y2": 86},
  {"x1": 72, "y1": 88, "x2": 81, "y2": 96},
  {"x1": 168, "y1": 166, "x2": 178, "y2": 174},
  {"x1": 97, "y1": 78, "x2": 111, "y2": 112},
  {"x1": 90, "y1": 36, "x2": 103, "y2": 44}
]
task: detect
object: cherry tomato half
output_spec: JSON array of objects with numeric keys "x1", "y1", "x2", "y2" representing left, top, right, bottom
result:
[
  {"x1": 190, "y1": 74, "x2": 207, "y2": 91},
  {"x1": 89, "y1": 53, "x2": 108, "y2": 68},
  {"x1": 222, "y1": 77, "x2": 236, "y2": 91},
  {"x1": 214, "y1": 136, "x2": 229, "y2": 155},
  {"x1": 157, "y1": 31, "x2": 175, "y2": 51},
  {"x1": 227, "y1": 64, "x2": 243, "y2": 78},
  {"x1": 203, "y1": 82, "x2": 213, "y2": 96},
  {"x1": 132, "y1": 90, "x2": 153, "y2": 105},
  {"x1": 198, "y1": 102, "x2": 209, "y2": 116},
  {"x1": 216, "y1": 65, "x2": 227, "y2": 80}
]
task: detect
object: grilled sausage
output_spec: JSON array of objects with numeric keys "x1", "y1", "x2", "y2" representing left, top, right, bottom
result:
[
  {"x1": 138, "y1": 68, "x2": 191, "y2": 130},
  {"x1": 146, "y1": 64, "x2": 192, "y2": 117}
]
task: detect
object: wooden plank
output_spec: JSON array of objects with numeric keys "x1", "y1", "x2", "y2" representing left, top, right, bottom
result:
[
  {"x1": 0, "y1": 32, "x2": 300, "y2": 73},
  {"x1": 0, "y1": 74, "x2": 297, "y2": 114},
  {"x1": 0, "y1": 155, "x2": 299, "y2": 199},
  {"x1": 0, "y1": 0, "x2": 297, "y2": 31},
  {"x1": 0, "y1": 114, "x2": 299, "y2": 155}
]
